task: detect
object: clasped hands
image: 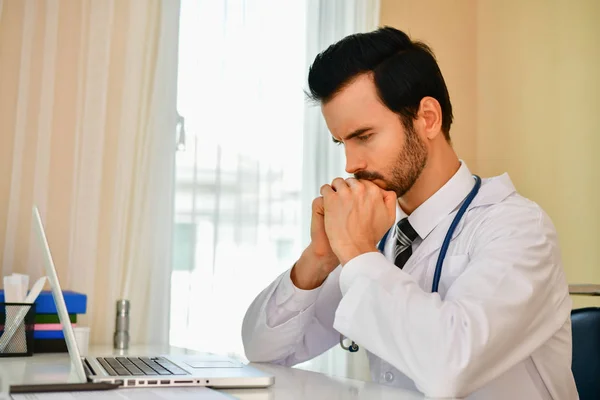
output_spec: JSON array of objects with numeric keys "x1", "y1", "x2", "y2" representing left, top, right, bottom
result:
[{"x1": 319, "y1": 177, "x2": 397, "y2": 266}]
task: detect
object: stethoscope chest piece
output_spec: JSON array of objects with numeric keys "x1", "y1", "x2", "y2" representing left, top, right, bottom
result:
[{"x1": 339, "y1": 334, "x2": 360, "y2": 352}]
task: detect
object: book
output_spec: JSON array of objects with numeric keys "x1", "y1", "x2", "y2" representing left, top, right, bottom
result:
[
  {"x1": 34, "y1": 338, "x2": 67, "y2": 353},
  {"x1": 34, "y1": 330, "x2": 65, "y2": 340},
  {"x1": 35, "y1": 314, "x2": 77, "y2": 324},
  {"x1": 0, "y1": 290, "x2": 86, "y2": 314},
  {"x1": 34, "y1": 323, "x2": 77, "y2": 331}
]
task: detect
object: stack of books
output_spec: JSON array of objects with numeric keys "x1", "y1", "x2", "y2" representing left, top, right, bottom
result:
[{"x1": 0, "y1": 289, "x2": 87, "y2": 353}]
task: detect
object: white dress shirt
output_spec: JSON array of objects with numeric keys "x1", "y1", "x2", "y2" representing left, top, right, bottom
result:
[{"x1": 241, "y1": 162, "x2": 578, "y2": 399}]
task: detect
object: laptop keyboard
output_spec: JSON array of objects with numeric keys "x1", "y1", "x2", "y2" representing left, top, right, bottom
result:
[{"x1": 96, "y1": 357, "x2": 189, "y2": 376}]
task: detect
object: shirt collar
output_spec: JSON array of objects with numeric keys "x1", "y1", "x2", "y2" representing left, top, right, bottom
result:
[{"x1": 395, "y1": 160, "x2": 475, "y2": 240}]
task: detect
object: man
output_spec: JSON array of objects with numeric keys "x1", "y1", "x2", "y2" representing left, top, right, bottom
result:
[{"x1": 241, "y1": 27, "x2": 576, "y2": 399}]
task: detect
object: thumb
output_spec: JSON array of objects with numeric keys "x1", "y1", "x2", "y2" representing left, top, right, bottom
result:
[
  {"x1": 312, "y1": 196, "x2": 325, "y2": 216},
  {"x1": 382, "y1": 190, "x2": 397, "y2": 218}
]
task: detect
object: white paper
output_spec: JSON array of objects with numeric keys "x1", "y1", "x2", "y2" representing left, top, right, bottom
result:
[
  {"x1": 3, "y1": 275, "x2": 22, "y2": 302},
  {"x1": 11, "y1": 387, "x2": 235, "y2": 400},
  {"x1": 11, "y1": 274, "x2": 29, "y2": 302}
]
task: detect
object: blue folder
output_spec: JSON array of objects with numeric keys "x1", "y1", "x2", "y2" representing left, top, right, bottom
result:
[
  {"x1": 0, "y1": 290, "x2": 87, "y2": 314},
  {"x1": 34, "y1": 330, "x2": 65, "y2": 340}
]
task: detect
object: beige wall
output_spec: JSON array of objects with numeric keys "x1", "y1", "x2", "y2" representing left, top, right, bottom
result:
[
  {"x1": 380, "y1": 0, "x2": 478, "y2": 170},
  {"x1": 380, "y1": 0, "x2": 600, "y2": 308}
]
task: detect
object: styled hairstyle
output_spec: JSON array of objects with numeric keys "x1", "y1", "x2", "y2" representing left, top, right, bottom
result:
[{"x1": 307, "y1": 26, "x2": 453, "y2": 139}]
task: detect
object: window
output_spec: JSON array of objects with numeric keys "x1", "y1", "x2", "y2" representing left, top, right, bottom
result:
[{"x1": 170, "y1": 0, "x2": 308, "y2": 358}]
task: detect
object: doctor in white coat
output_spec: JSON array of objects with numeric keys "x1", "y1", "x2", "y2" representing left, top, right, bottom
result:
[{"x1": 241, "y1": 27, "x2": 577, "y2": 399}]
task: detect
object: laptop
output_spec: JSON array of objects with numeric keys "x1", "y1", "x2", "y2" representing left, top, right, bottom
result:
[{"x1": 30, "y1": 206, "x2": 274, "y2": 389}]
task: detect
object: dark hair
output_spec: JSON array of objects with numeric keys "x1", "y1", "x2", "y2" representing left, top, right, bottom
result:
[{"x1": 307, "y1": 26, "x2": 453, "y2": 139}]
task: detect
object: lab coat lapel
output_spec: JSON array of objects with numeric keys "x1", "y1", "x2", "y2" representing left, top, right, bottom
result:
[
  {"x1": 402, "y1": 173, "x2": 517, "y2": 275},
  {"x1": 402, "y1": 214, "x2": 467, "y2": 274}
]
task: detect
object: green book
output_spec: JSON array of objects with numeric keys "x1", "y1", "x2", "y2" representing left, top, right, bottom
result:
[{"x1": 35, "y1": 314, "x2": 77, "y2": 324}]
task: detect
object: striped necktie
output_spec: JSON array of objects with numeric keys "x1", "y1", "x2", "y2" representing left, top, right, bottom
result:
[{"x1": 394, "y1": 218, "x2": 419, "y2": 269}]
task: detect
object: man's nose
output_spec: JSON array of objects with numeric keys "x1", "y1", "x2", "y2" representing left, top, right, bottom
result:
[{"x1": 344, "y1": 148, "x2": 367, "y2": 175}]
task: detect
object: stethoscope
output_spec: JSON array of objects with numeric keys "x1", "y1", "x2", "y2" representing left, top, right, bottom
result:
[{"x1": 339, "y1": 175, "x2": 482, "y2": 353}]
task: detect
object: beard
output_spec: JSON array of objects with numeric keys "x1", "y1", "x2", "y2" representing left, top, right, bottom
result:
[{"x1": 354, "y1": 123, "x2": 427, "y2": 198}]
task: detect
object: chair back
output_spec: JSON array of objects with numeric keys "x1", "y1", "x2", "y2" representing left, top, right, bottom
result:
[{"x1": 571, "y1": 307, "x2": 600, "y2": 400}]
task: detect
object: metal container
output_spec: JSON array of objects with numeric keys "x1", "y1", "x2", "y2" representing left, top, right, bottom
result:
[{"x1": 113, "y1": 299, "x2": 130, "y2": 350}]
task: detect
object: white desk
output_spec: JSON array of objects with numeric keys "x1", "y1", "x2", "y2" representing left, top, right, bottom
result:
[{"x1": 0, "y1": 345, "x2": 424, "y2": 399}]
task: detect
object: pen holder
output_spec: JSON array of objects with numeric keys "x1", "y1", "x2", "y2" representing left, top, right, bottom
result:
[{"x1": 0, "y1": 302, "x2": 36, "y2": 357}]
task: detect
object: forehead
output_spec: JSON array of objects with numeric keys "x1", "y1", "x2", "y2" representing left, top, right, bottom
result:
[{"x1": 321, "y1": 74, "x2": 392, "y2": 138}]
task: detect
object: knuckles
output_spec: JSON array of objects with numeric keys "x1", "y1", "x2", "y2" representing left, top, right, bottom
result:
[{"x1": 331, "y1": 177, "x2": 346, "y2": 187}]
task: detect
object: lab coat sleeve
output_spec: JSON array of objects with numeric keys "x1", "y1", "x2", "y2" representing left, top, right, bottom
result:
[
  {"x1": 242, "y1": 266, "x2": 343, "y2": 366},
  {"x1": 333, "y1": 205, "x2": 572, "y2": 398}
]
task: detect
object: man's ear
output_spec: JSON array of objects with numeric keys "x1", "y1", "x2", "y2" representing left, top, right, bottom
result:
[{"x1": 417, "y1": 97, "x2": 443, "y2": 140}]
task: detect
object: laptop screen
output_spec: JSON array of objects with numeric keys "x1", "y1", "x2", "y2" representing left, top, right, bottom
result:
[{"x1": 32, "y1": 206, "x2": 87, "y2": 382}]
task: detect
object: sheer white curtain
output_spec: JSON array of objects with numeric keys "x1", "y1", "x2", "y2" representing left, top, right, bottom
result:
[
  {"x1": 0, "y1": 0, "x2": 179, "y2": 346},
  {"x1": 171, "y1": 0, "x2": 379, "y2": 380}
]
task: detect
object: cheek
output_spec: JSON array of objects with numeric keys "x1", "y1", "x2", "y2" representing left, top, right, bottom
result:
[{"x1": 372, "y1": 141, "x2": 402, "y2": 174}]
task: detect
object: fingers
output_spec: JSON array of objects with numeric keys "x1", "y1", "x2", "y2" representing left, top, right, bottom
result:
[
  {"x1": 382, "y1": 190, "x2": 398, "y2": 223},
  {"x1": 357, "y1": 178, "x2": 382, "y2": 197},
  {"x1": 382, "y1": 189, "x2": 398, "y2": 208},
  {"x1": 330, "y1": 177, "x2": 350, "y2": 194},
  {"x1": 382, "y1": 189, "x2": 397, "y2": 202},
  {"x1": 321, "y1": 177, "x2": 350, "y2": 198},
  {"x1": 321, "y1": 177, "x2": 393, "y2": 199},
  {"x1": 359, "y1": 180, "x2": 396, "y2": 217},
  {"x1": 320, "y1": 184, "x2": 335, "y2": 197},
  {"x1": 345, "y1": 177, "x2": 359, "y2": 188},
  {"x1": 345, "y1": 177, "x2": 365, "y2": 195}
]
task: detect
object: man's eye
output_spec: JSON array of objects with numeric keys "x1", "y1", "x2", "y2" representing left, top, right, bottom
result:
[{"x1": 357, "y1": 134, "x2": 372, "y2": 142}]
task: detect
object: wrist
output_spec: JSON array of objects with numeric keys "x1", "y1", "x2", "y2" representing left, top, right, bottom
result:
[
  {"x1": 291, "y1": 246, "x2": 338, "y2": 290},
  {"x1": 335, "y1": 243, "x2": 378, "y2": 266}
]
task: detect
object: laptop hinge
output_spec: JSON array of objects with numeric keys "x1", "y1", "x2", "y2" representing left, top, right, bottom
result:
[{"x1": 82, "y1": 357, "x2": 95, "y2": 378}]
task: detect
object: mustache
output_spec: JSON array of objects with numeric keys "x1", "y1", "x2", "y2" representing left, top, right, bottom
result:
[{"x1": 354, "y1": 171, "x2": 385, "y2": 181}]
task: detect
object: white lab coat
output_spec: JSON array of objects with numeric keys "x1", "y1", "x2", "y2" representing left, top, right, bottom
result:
[{"x1": 242, "y1": 163, "x2": 578, "y2": 399}]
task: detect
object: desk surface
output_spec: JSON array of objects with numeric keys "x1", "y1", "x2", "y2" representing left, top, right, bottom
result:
[
  {"x1": 569, "y1": 284, "x2": 600, "y2": 296},
  {"x1": 0, "y1": 345, "x2": 424, "y2": 400}
]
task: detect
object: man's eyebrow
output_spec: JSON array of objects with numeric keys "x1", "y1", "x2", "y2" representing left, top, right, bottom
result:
[{"x1": 331, "y1": 127, "x2": 373, "y2": 144}]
